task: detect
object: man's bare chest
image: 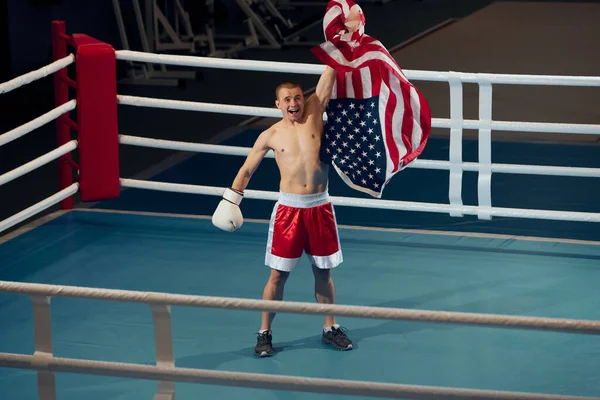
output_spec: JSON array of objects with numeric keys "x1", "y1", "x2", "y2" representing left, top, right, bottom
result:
[{"x1": 271, "y1": 128, "x2": 322, "y2": 156}]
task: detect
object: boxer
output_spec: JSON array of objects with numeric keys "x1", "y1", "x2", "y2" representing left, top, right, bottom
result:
[{"x1": 212, "y1": 66, "x2": 353, "y2": 357}]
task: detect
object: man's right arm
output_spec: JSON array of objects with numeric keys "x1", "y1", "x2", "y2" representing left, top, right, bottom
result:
[
  {"x1": 231, "y1": 128, "x2": 273, "y2": 192},
  {"x1": 212, "y1": 128, "x2": 273, "y2": 232}
]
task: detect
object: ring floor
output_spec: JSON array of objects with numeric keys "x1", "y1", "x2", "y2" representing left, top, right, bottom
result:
[
  {"x1": 1, "y1": 209, "x2": 600, "y2": 399},
  {"x1": 2, "y1": 127, "x2": 600, "y2": 399}
]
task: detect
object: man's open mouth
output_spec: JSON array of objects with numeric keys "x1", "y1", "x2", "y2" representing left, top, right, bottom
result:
[{"x1": 288, "y1": 107, "x2": 300, "y2": 116}]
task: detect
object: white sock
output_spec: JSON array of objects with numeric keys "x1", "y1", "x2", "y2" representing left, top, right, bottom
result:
[
  {"x1": 324, "y1": 324, "x2": 340, "y2": 332},
  {"x1": 259, "y1": 329, "x2": 270, "y2": 334}
]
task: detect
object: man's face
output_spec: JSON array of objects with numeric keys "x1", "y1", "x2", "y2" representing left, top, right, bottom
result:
[{"x1": 276, "y1": 87, "x2": 304, "y2": 122}]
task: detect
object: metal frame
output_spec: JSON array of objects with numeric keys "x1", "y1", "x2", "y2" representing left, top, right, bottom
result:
[
  {"x1": 111, "y1": 0, "x2": 327, "y2": 85},
  {"x1": 112, "y1": 0, "x2": 198, "y2": 86}
]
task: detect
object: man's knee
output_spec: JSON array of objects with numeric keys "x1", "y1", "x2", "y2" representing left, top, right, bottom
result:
[
  {"x1": 268, "y1": 268, "x2": 289, "y2": 287},
  {"x1": 312, "y1": 264, "x2": 331, "y2": 282}
]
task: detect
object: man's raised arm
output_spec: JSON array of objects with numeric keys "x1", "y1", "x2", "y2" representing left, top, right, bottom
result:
[{"x1": 313, "y1": 66, "x2": 337, "y2": 111}]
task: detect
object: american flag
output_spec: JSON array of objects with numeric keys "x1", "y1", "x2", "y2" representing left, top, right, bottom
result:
[{"x1": 311, "y1": 0, "x2": 431, "y2": 198}]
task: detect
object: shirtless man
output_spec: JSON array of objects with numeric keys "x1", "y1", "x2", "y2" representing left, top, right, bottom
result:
[{"x1": 211, "y1": 66, "x2": 353, "y2": 357}]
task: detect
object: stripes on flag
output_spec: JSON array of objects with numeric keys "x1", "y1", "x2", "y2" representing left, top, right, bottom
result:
[{"x1": 311, "y1": 0, "x2": 431, "y2": 198}]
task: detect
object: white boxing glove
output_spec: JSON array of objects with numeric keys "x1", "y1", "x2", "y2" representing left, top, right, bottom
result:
[{"x1": 212, "y1": 188, "x2": 244, "y2": 232}]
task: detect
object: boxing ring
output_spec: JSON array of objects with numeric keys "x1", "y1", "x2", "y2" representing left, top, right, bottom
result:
[{"x1": 1, "y1": 20, "x2": 600, "y2": 400}]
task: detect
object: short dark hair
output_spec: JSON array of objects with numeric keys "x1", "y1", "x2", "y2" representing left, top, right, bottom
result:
[{"x1": 275, "y1": 82, "x2": 303, "y2": 99}]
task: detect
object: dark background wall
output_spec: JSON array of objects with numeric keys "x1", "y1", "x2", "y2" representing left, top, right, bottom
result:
[
  {"x1": 5, "y1": 0, "x2": 258, "y2": 77},
  {"x1": 0, "y1": 1, "x2": 9, "y2": 82},
  {"x1": 7, "y1": 0, "x2": 119, "y2": 76}
]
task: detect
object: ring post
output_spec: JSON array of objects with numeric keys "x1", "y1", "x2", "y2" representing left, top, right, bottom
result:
[
  {"x1": 30, "y1": 295, "x2": 56, "y2": 400},
  {"x1": 73, "y1": 35, "x2": 120, "y2": 202},
  {"x1": 51, "y1": 21, "x2": 73, "y2": 210}
]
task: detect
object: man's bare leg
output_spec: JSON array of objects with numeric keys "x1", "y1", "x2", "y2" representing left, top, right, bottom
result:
[
  {"x1": 313, "y1": 264, "x2": 353, "y2": 351},
  {"x1": 260, "y1": 268, "x2": 289, "y2": 331},
  {"x1": 255, "y1": 269, "x2": 288, "y2": 357},
  {"x1": 254, "y1": 269, "x2": 290, "y2": 357},
  {"x1": 312, "y1": 264, "x2": 336, "y2": 327}
]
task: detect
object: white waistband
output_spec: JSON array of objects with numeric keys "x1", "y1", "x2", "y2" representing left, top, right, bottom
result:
[{"x1": 278, "y1": 190, "x2": 330, "y2": 208}]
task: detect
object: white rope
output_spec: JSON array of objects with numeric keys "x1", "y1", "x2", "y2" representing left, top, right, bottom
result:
[
  {"x1": 471, "y1": 120, "x2": 600, "y2": 135},
  {"x1": 119, "y1": 134, "x2": 275, "y2": 158},
  {"x1": 2, "y1": 279, "x2": 598, "y2": 335},
  {"x1": 446, "y1": 71, "x2": 600, "y2": 87},
  {"x1": 0, "y1": 183, "x2": 79, "y2": 234},
  {"x1": 0, "y1": 140, "x2": 78, "y2": 187},
  {"x1": 489, "y1": 163, "x2": 600, "y2": 178},
  {"x1": 117, "y1": 94, "x2": 281, "y2": 118},
  {"x1": 116, "y1": 50, "x2": 326, "y2": 75},
  {"x1": 114, "y1": 50, "x2": 600, "y2": 87},
  {"x1": 117, "y1": 95, "x2": 600, "y2": 136},
  {"x1": 0, "y1": 353, "x2": 597, "y2": 400},
  {"x1": 419, "y1": 161, "x2": 600, "y2": 178},
  {"x1": 0, "y1": 100, "x2": 77, "y2": 147},
  {"x1": 119, "y1": 178, "x2": 600, "y2": 223},
  {"x1": 119, "y1": 134, "x2": 600, "y2": 178},
  {"x1": 121, "y1": 178, "x2": 257, "y2": 199},
  {"x1": 0, "y1": 54, "x2": 75, "y2": 95}
]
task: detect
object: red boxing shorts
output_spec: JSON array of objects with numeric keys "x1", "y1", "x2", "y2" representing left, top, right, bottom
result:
[{"x1": 265, "y1": 191, "x2": 343, "y2": 272}]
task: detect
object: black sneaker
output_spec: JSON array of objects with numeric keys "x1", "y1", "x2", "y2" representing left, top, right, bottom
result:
[
  {"x1": 322, "y1": 326, "x2": 353, "y2": 351},
  {"x1": 255, "y1": 331, "x2": 274, "y2": 357}
]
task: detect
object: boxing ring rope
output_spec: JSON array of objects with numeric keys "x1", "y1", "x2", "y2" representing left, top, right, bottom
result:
[
  {"x1": 0, "y1": 54, "x2": 79, "y2": 234},
  {"x1": 0, "y1": 140, "x2": 78, "y2": 187},
  {"x1": 1, "y1": 280, "x2": 600, "y2": 400},
  {"x1": 115, "y1": 50, "x2": 600, "y2": 87},
  {"x1": 0, "y1": 54, "x2": 74, "y2": 95},
  {"x1": 120, "y1": 178, "x2": 600, "y2": 222},
  {"x1": 119, "y1": 134, "x2": 600, "y2": 178},
  {"x1": 0, "y1": 184, "x2": 79, "y2": 234},
  {"x1": 1, "y1": 354, "x2": 598, "y2": 400},
  {"x1": 3, "y1": 280, "x2": 600, "y2": 333},
  {"x1": 0, "y1": 100, "x2": 76, "y2": 147},
  {"x1": 117, "y1": 94, "x2": 600, "y2": 135}
]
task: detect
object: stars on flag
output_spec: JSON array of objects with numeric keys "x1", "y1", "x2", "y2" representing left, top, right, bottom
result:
[{"x1": 321, "y1": 97, "x2": 386, "y2": 191}]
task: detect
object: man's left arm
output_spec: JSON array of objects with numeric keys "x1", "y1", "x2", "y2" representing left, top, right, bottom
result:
[{"x1": 310, "y1": 66, "x2": 337, "y2": 113}]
